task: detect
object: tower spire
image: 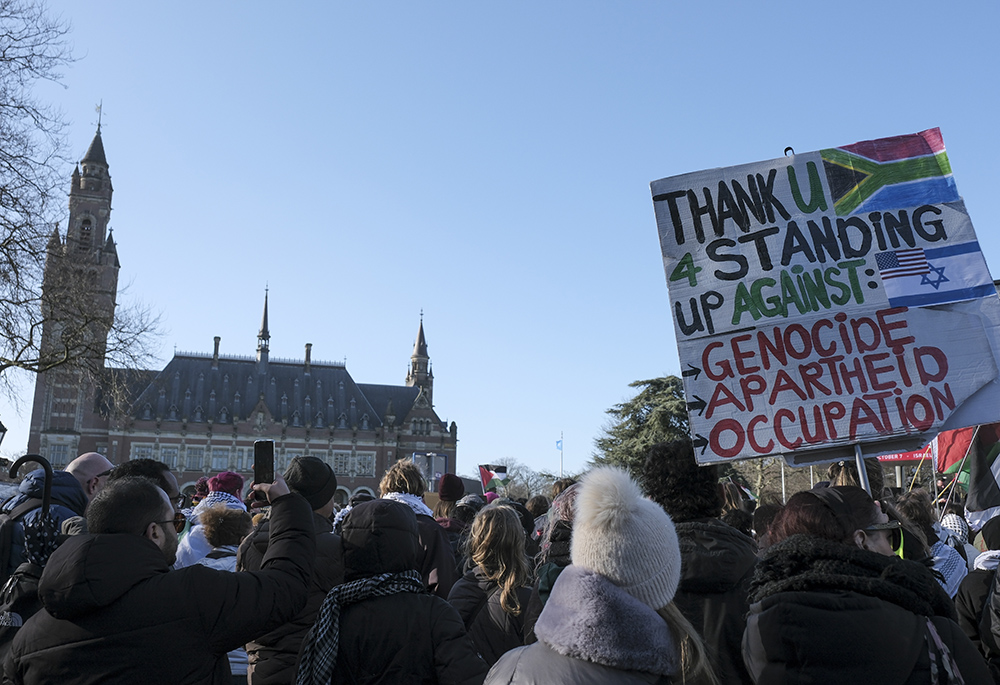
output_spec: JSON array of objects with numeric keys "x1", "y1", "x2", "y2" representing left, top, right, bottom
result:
[
  {"x1": 406, "y1": 313, "x2": 432, "y2": 403},
  {"x1": 257, "y1": 289, "x2": 270, "y2": 366},
  {"x1": 412, "y1": 315, "x2": 427, "y2": 358}
]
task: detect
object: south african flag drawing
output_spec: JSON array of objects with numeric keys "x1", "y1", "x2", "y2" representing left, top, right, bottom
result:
[{"x1": 822, "y1": 128, "x2": 959, "y2": 216}]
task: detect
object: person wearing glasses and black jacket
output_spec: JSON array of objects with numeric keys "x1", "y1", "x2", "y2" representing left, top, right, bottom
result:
[
  {"x1": 743, "y1": 485, "x2": 990, "y2": 684},
  {"x1": 4, "y1": 474, "x2": 315, "y2": 685}
]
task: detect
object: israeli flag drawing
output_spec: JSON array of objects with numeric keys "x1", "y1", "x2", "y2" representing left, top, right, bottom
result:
[{"x1": 878, "y1": 240, "x2": 995, "y2": 308}]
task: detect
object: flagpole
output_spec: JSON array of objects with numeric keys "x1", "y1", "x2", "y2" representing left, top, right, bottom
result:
[
  {"x1": 940, "y1": 425, "x2": 979, "y2": 517},
  {"x1": 854, "y1": 443, "x2": 872, "y2": 496},
  {"x1": 560, "y1": 431, "x2": 564, "y2": 478}
]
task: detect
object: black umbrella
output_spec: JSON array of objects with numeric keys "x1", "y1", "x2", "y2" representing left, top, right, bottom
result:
[{"x1": 9, "y1": 455, "x2": 59, "y2": 568}]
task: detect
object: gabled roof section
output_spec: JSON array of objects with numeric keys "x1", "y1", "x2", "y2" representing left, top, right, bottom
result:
[
  {"x1": 81, "y1": 130, "x2": 107, "y2": 166},
  {"x1": 356, "y1": 384, "x2": 421, "y2": 426},
  {"x1": 128, "y1": 353, "x2": 395, "y2": 431}
]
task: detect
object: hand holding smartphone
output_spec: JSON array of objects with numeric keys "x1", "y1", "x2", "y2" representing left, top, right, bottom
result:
[{"x1": 253, "y1": 440, "x2": 275, "y2": 501}]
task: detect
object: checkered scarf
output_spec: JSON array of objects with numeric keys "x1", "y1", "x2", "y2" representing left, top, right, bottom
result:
[{"x1": 295, "y1": 570, "x2": 424, "y2": 685}]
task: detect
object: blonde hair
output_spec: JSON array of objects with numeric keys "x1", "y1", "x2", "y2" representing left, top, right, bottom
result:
[
  {"x1": 468, "y1": 505, "x2": 530, "y2": 616},
  {"x1": 379, "y1": 460, "x2": 425, "y2": 497},
  {"x1": 433, "y1": 498, "x2": 456, "y2": 519},
  {"x1": 656, "y1": 603, "x2": 719, "y2": 685}
]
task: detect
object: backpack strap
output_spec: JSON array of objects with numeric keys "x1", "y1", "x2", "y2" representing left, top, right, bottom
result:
[{"x1": 5, "y1": 500, "x2": 43, "y2": 523}]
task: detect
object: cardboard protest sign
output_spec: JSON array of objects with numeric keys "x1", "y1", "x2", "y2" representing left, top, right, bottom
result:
[{"x1": 651, "y1": 129, "x2": 1000, "y2": 465}]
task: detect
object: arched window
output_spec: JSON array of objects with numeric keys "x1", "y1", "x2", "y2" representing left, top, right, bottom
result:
[{"x1": 78, "y1": 219, "x2": 93, "y2": 251}]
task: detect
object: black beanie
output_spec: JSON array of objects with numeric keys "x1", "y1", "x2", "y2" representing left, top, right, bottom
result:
[{"x1": 284, "y1": 456, "x2": 338, "y2": 510}]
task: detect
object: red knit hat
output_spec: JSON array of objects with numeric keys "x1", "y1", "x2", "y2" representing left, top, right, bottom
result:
[
  {"x1": 437, "y1": 473, "x2": 465, "y2": 502},
  {"x1": 208, "y1": 471, "x2": 244, "y2": 497}
]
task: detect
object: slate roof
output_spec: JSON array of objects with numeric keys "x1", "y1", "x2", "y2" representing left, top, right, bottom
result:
[{"x1": 128, "y1": 354, "x2": 420, "y2": 430}]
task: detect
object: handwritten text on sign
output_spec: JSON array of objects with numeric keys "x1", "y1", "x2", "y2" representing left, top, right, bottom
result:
[{"x1": 652, "y1": 130, "x2": 1000, "y2": 463}]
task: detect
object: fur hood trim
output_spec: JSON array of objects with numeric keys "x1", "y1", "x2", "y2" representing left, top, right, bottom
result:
[{"x1": 534, "y1": 565, "x2": 679, "y2": 677}]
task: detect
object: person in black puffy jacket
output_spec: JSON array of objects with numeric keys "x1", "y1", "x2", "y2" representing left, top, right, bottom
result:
[
  {"x1": 379, "y1": 460, "x2": 458, "y2": 599},
  {"x1": 6, "y1": 474, "x2": 315, "y2": 685},
  {"x1": 643, "y1": 440, "x2": 757, "y2": 685},
  {"x1": 295, "y1": 498, "x2": 488, "y2": 685},
  {"x1": 743, "y1": 486, "x2": 991, "y2": 684},
  {"x1": 448, "y1": 505, "x2": 532, "y2": 665},
  {"x1": 238, "y1": 456, "x2": 344, "y2": 685}
]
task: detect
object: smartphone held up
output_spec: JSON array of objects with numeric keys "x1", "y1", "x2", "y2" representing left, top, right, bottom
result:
[{"x1": 253, "y1": 440, "x2": 275, "y2": 501}]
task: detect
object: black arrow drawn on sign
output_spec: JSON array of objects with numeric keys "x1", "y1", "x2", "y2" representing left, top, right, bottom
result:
[
  {"x1": 686, "y1": 395, "x2": 706, "y2": 416},
  {"x1": 691, "y1": 434, "x2": 709, "y2": 455},
  {"x1": 681, "y1": 363, "x2": 701, "y2": 381}
]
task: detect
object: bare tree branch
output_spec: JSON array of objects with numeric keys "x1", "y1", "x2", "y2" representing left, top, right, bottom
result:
[{"x1": 0, "y1": 1, "x2": 159, "y2": 406}]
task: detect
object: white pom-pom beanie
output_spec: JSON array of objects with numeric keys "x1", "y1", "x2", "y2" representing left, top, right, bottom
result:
[{"x1": 570, "y1": 466, "x2": 681, "y2": 610}]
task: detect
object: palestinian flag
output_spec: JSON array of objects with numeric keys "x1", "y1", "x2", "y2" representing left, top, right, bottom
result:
[
  {"x1": 937, "y1": 427, "x2": 979, "y2": 474},
  {"x1": 822, "y1": 128, "x2": 959, "y2": 216},
  {"x1": 947, "y1": 424, "x2": 1000, "y2": 512},
  {"x1": 478, "y1": 465, "x2": 509, "y2": 493}
]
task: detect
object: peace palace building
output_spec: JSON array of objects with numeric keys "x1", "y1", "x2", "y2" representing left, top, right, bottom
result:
[{"x1": 26, "y1": 130, "x2": 458, "y2": 503}]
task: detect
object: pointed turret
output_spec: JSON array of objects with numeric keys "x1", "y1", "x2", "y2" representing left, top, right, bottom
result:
[
  {"x1": 103, "y1": 229, "x2": 120, "y2": 267},
  {"x1": 68, "y1": 128, "x2": 112, "y2": 255},
  {"x1": 259, "y1": 290, "x2": 270, "y2": 344},
  {"x1": 46, "y1": 226, "x2": 61, "y2": 252},
  {"x1": 412, "y1": 319, "x2": 428, "y2": 358},
  {"x1": 406, "y1": 314, "x2": 432, "y2": 403},
  {"x1": 257, "y1": 290, "x2": 270, "y2": 368},
  {"x1": 81, "y1": 129, "x2": 108, "y2": 166}
]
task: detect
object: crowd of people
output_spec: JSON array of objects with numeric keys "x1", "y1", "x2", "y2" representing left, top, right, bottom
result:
[{"x1": 0, "y1": 443, "x2": 998, "y2": 683}]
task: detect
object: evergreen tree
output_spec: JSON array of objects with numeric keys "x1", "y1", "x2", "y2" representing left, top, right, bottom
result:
[{"x1": 592, "y1": 376, "x2": 689, "y2": 478}]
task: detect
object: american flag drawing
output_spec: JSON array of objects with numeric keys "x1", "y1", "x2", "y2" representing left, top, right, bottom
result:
[{"x1": 874, "y1": 248, "x2": 930, "y2": 280}]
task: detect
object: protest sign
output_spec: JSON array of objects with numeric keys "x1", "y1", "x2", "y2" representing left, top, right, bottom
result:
[{"x1": 651, "y1": 129, "x2": 1000, "y2": 465}]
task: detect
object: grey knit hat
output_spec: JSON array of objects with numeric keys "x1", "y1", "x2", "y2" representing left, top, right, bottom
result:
[{"x1": 571, "y1": 466, "x2": 681, "y2": 610}]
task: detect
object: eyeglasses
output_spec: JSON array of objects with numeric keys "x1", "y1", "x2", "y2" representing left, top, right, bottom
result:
[
  {"x1": 96, "y1": 469, "x2": 113, "y2": 478},
  {"x1": 864, "y1": 519, "x2": 903, "y2": 554},
  {"x1": 156, "y1": 512, "x2": 187, "y2": 534},
  {"x1": 169, "y1": 494, "x2": 186, "y2": 509}
]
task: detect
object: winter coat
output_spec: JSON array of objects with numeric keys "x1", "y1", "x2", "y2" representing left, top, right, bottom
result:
[
  {"x1": 448, "y1": 566, "x2": 532, "y2": 665},
  {"x1": 485, "y1": 565, "x2": 679, "y2": 685},
  {"x1": 175, "y1": 492, "x2": 248, "y2": 569},
  {"x1": 4, "y1": 493, "x2": 316, "y2": 685},
  {"x1": 237, "y1": 511, "x2": 345, "y2": 685},
  {"x1": 744, "y1": 534, "x2": 992, "y2": 685},
  {"x1": 977, "y1": 559, "x2": 1000, "y2": 678},
  {"x1": 955, "y1": 567, "x2": 994, "y2": 656},
  {"x1": 417, "y1": 513, "x2": 459, "y2": 599},
  {"x1": 522, "y1": 519, "x2": 572, "y2": 644},
  {"x1": 673, "y1": 518, "x2": 756, "y2": 685},
  {"x1": 330, "y1": 499, "x2": 488, "y2": 685},
  {"x1": 436, "y1": 516, "x2": 469, "y2": 577},
  {"x1": 1, "y1": 469, "x2": 88, "y2": 575}
]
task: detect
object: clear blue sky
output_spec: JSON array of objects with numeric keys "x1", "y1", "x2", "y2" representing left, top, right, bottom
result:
[{"x1": 2, "y1": 1, "x2": 998, "y2": 478}]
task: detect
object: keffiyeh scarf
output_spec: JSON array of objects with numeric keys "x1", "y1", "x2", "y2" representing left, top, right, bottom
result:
[
  {"x1": 381, "y1": 491, "x2": 434, "y2": 518},
  {"x1": 295, "y1": 570, "x2": 424, "y2": 685}
]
